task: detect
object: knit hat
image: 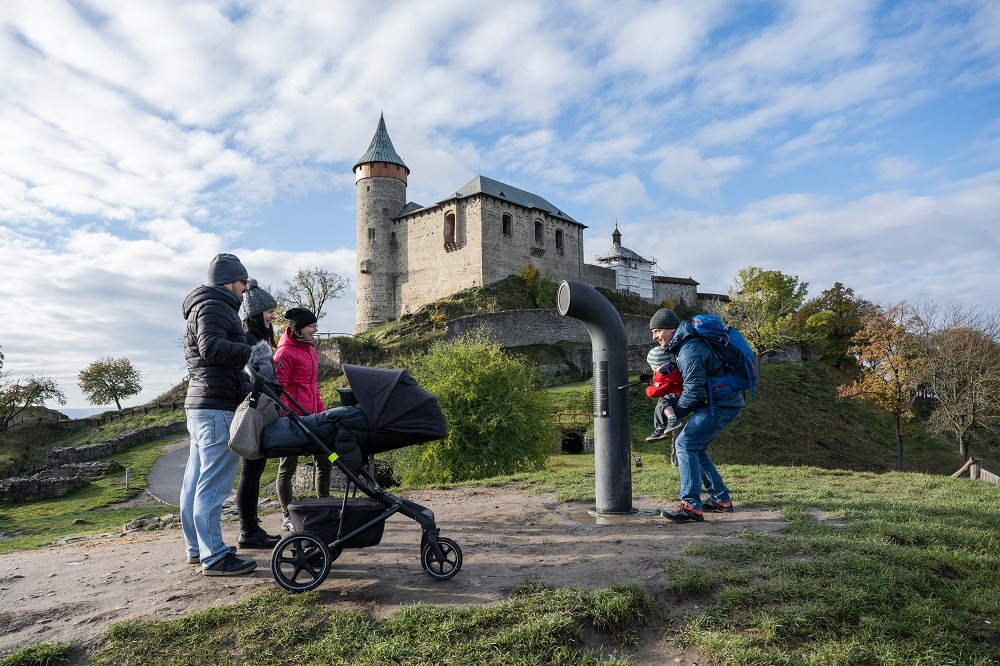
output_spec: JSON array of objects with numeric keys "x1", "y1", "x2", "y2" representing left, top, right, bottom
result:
[
  {"x1": 647, "y1": 346, "x2": 671, "y2": 371},
  {"x1": 284, "y1": 307, "x2": 318, "y2": 332},
  {"x1": 207, "y1": 253, "x2": 248, "y2": 285},
  {"x1": 649, "y1": 308, "x2": 680, "y2": 330},
  {"x1": 242, "y1": 278, "x2": 278, "y2": 319}
]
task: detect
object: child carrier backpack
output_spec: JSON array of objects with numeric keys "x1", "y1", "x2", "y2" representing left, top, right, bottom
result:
[{"x1": 685, "y1": 314, "x2": 758, "y2": 412}]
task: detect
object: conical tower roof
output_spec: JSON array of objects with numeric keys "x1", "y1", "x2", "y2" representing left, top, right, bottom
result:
[{"x1": 354, "y1": 114, "x2": 409, "y2": 173}]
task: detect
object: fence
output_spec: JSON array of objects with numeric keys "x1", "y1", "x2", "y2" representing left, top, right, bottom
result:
[
  {"x1": 20, "y1": 402, "x2": 184, "y2": 428},
  {"x1": 951, "y1": 458, "x2": 1000, "y2": 485}
]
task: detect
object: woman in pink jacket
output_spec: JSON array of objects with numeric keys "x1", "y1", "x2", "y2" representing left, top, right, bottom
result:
[{"x1": 274, "y1": 307, "x2": 332, "y2": 531}]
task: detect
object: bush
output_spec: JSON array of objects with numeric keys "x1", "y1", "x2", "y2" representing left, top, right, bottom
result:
[{"x1": 390, "y1": 331, "x2": 558, "y2": 484}]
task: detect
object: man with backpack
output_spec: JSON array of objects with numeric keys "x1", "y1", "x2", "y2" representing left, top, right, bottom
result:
[{"x1": 648, "y1": 308, "x2": 747, "y2": 523}]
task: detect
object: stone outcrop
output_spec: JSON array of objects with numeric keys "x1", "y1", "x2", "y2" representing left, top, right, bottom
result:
[{"x1": 0, "y1": 461, "x2": 121, "y2": 503}]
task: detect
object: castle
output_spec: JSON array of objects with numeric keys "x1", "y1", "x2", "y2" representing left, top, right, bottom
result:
[{"x1": 353, "y1": 115, "x2": 718, "y2": 333}]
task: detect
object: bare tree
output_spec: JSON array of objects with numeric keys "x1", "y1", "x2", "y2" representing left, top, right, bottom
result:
[
  {"x1": 276, "y1": 268, "x2": 349, "y2": 324},
  {"x1": 0, "y1": 373, "x2": 67, "y2": 435},
  {"x1": 917, "y1": 303, "x2": 1000, "y2": 461},
  {"x1": 78, "y1": 356, "x2": 143, "y2": 411},
  {"x1": 838, "y1": 302, "x2": 925, "y2": 471}
]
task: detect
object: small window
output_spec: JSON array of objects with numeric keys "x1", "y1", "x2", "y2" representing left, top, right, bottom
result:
[
  {"x1": 360, "y1": 259, "x2": 371, "y2": 274},
  {"x1": 368, "y1": 228, "x2": 376, "y2": 242},
  {"x1": 534, "y1": 220, "x2": 544, "y2": 244},
  {"x1": 502, "y1": 213, "x2": 512, "y2": 237},
  {"x1": 390, "y1": 231, "x2": 397, "y2": 252},
  {"x1": 444, "y1": 212, "x2": 456, "y2": 248},
  {"x1": 555, "y1": 229, "x2": 564, "y2": 255}
]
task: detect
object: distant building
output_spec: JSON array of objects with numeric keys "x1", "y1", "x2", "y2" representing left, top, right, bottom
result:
[{"x1": 353, "y1": 115, "x2": 718, "y2": 332}]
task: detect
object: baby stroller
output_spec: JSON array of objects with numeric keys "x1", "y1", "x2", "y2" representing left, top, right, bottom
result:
[{"x1": 244, "y1": 361, "x2": 463, "y2": 592}]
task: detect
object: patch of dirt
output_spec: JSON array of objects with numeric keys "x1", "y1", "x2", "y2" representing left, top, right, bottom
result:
[{"x1": 0, "y1": 486, "x2": 784, "y2": 664}]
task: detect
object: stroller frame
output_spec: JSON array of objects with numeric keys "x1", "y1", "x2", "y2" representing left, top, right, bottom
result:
[{"x1": 246, "y1": 364, "x2": 462, "y2": 592}]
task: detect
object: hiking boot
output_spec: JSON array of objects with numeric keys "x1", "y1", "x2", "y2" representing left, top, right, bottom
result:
[
  {"x1": 203, "y1": 552, "x2": 257, "y2": 577},
  {"x1": 282, "y1": 516, "x2": 294, "y2": 532},
  {"x1": 238, "y1": 528, "x2": 280, "y2": 549},
  {"x1": 664, "y1": 416, "x2": 683, "y2": 432},
  {"x1": 661, "y1": 503, "x2": 704, "y2": 523},
  {"x1": 703, "y1": 498, "x2": 734, "y2": 513},
  {"x1": 645, "y1": 429, "x2": 668, "y2": 442}
]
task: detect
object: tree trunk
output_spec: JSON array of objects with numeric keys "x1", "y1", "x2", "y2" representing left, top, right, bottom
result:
[
  {"x1": 894, "y1": 414, "x2": 903, "y2": 471},
  {"x1": 114, "y1": 397, "x2": 122, "y2": 411}
]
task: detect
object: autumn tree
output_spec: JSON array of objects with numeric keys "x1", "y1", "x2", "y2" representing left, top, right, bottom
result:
[
  {"x1": 793, "y1": 282, "x2": 873, "y2": 369},
  {"x1": 78, "y1": 356, "x2": 142, "y2": 410},
  {"x1": 0, "y1": 373, "x2": 67, "y2": 435},
  {"x1": 837, "y1": 302, "x2": 925, "y2": 471},
  {"x1": 276, "y1": 267, "x2": 349, "y2": 325},
  {"x1": 723, "y1": 266, "x2": 809, "y2": 363},
  {"x1": 918, "y1": 304, "x2": 1000, "y2": 461}
]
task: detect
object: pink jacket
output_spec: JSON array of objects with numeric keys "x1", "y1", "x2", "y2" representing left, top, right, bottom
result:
[{"x1": 274, "y1": 328, "x2": 324, "y2": 415}]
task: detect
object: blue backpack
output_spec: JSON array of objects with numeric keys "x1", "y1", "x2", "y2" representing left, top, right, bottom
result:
[{"x1": 683, "y1": 314, "x2": 758, "y2": 412}]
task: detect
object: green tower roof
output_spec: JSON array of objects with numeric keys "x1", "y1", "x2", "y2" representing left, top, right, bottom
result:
[{"x1": 354, "y1": 114, "x2": 409, "y2": 173}]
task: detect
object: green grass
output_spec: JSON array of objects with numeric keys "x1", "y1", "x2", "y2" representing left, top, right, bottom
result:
[
  {"x1": 88, "y1": 584, "x2": 654, "y2": 666},
  {"x1": 0, "y1": 435, "x2": 184, "y2": 553},
  {"x1": 0, "y1": 641, "x2": 72, "y2": 666}
]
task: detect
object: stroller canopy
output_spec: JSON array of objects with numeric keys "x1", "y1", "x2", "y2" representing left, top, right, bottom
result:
[{"x1": 343, "y1": 364, "x2": 448, "y2": 441}]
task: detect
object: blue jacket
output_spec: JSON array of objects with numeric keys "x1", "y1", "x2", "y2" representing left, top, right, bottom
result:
[{"x1": 666, "y1": 321, "x2": 746, "y2": 416}]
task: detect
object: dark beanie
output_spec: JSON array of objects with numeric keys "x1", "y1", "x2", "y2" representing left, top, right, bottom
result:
[
  {"x1": 649, "y1": 308, "x2": 680, "y2": 330},
  {"x1": 242, "y1": 278, "x2": 278, "y2": 319},
  {"x1": 284, "y1": 307, "x2": 317, "y2": 332},
  {"x1": 207, "y1": 253, "x2": 248, "y2": 285}
]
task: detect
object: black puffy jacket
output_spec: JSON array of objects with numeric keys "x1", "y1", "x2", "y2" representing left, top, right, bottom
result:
[{"x1": 182, "y1": 285, "x2": 252, "y2": 410}]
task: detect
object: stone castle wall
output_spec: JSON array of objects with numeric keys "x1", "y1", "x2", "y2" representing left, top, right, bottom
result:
[
  {"x1": 652, "y1": 280, "x2": 699, "y2": 308},
  {"x1": 356, "y1": 175, "x2": 406, "y2": 331}
]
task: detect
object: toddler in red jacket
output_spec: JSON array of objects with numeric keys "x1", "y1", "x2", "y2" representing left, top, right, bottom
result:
[{"x1": 645, "y1": 346, "x2": 684, "y2": 441}]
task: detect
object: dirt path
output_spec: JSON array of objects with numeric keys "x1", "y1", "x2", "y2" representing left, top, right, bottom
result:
[{"x1": 0, "y1": 486, "x2": 784, "y2": 664}]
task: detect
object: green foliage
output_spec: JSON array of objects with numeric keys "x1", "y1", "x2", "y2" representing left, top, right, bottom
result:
[
  {"x1": 78, "y1": 356, "x2": 142, "y2": 410},
  {"x1": 0, "y1": 641, "x2": 72, "y2": 666},
  {"x1": 0, "y1": 373, "x2": 66, "y2": 435},
  {"x1": 793, "y1": 282, "x2": 872, "y2": 369},
  {"x1": 724, "y1": 266, "x2": 809, "y2": 358},
  {"x1": 389, "y1": 331, "x2": 558, "y2": 484}
]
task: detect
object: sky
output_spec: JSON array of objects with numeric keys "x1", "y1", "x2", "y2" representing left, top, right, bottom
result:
[{"x1": 1, "y1": 0, "x2": 999, "y2": 409}]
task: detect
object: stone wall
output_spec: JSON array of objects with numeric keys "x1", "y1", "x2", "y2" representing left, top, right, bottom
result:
[
  {"x1": 0, "y1": 461, "x2": 121, "y2": 503},
  {"x1": 47, "y1": 421, "x2": 187, "y2": 467}
]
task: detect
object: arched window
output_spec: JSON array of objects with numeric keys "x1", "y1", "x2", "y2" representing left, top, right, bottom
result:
[
  {"x1": 444, "y1": 212, "x2": 456, "y2": 248},
  {"x1": 534, "y1": 220, "x2": 544, "y2": 245},
  {"x1": 555, "y1": 229, "x2": 564, "y2": 255},
  {"x1": 502, "y1": 213, "x2": 512, "y2": 237}
]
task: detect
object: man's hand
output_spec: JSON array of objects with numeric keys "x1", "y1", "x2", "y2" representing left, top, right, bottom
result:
[{"x1": 639, "y1": 373, "x2": 652, "y2": 383}]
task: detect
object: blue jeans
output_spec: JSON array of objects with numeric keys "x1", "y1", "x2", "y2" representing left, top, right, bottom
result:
[
  {"x1": 181, "y1": 409, "x2": 239, "y2": 568},
  {"x1": 674, "y1": 406, "x2": 740, "y2": 511}
]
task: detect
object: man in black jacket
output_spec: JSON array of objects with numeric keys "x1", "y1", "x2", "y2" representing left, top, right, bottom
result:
[{"x1": 179, "y1": 253, "x2": 256, "y2": 576}]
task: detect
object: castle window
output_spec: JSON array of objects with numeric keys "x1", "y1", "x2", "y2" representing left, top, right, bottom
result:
[
  {"x1": 444, "y1": 212, "x2": 457, "y2": 250},
  {"x1": 502, "y1": 213, "x2": 512, "y2": 237},
  {"x1": 360, "y1": 259, "x2": 371, "y2": 274},
  {"x1": 555, "y1": 229, "x2": 564, "y2": 255},
  {"x1": 534, "y1": 220, "x2": 544, "y2": 245},
  {"x1": 368, "y1": 227, "x2": 376, "y2": 242},
  {"x1": 390, "y1": 231, "x2": 397, "y2": 252}
]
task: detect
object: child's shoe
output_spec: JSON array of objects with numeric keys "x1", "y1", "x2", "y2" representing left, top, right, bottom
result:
[{"x1": 664, "y1": 416, "x2": 683, "y2": 432}]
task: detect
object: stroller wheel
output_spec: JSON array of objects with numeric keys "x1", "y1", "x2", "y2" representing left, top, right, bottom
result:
[
  {"x1": 271, "y1": 532, "x2": 332, "y2": 593},
  {"x1": 421, "y1": 537, "x2": 462, "y2": 581}
]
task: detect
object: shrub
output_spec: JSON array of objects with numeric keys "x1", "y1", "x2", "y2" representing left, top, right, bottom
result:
[{"x1": 390, "y1": 331, "x2": 557, "y2": 484}]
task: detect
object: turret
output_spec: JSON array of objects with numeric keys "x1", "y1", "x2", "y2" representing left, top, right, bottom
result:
[{"x1": 354, "y1": 114, "x2": 409, "y2": 333}]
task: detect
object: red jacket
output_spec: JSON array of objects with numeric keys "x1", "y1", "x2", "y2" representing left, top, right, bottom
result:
[
  {"x1": 274, "y1": 328, "x2": 324, "y2": 415},
  {"x1": 646, "y1": 365, "x2": 683, "y2": 399}
]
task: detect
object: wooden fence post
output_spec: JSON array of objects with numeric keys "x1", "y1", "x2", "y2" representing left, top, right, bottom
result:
[{"x1": 971, "y1": 458, "x2": 982, "y2": 481}]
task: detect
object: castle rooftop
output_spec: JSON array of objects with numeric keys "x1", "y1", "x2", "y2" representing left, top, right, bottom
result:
[{"x1": 354, "y1": 114, "x2": 409, "y2": 173}]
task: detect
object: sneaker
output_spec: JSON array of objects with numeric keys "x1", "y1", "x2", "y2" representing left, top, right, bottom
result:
[
  {"x1": 664, "y1": 416, "x2": 683, "y2": 432},
  {"x1": 645, "y1": 429, "x2": 668, "y2": 442},
  {"x1": 186, "y1": 545, "x2": 235, "y2": 564},
  {"x1": 661, "y1": 503, "x2": 704, "y2": 523},
  {"x1": 282, "y1": 516, "x2": 293, "y2": 532},
  {"x1": 238, "y1": 528, "x2": 281, "y2": 549},
  {"x1": 203, "y1": 552, "x2": 257, "y2": 577},
  {"x1": 703, "y1": 498, "x2": 734, "y2": 513}
]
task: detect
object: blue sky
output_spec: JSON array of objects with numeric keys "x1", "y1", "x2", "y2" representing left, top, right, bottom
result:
[{"x1": 1, "y1": 0, "x2": 999, "y2": 408}]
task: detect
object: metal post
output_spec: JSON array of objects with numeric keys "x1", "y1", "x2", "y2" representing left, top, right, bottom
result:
[
  {"x1": 125, "y1": 467, "x2": 130, "y2": 490},
  {"x1": 557, "y1": 280, "x2": 633, "y2": 514}
]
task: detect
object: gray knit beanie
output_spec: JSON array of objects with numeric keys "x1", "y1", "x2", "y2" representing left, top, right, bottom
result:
[
  {"x1": 207, "y1": 253, "x2": 248, "y2": 285},
  {"x1": 242, "y1": 278, "x2": 278, "y2": 319},
  {"x1": 649, "y1": 308, "x2": 680, "y2": 330}
]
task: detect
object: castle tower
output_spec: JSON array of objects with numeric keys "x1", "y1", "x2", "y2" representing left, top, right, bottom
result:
[{"x1": 353, "y1": 114, "x2": 409, "y2": 333}]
